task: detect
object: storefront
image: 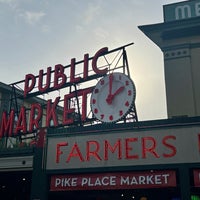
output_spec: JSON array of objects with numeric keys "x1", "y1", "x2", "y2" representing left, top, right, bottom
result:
[
  {"x1": 0, "y1": 170, "x2": 32, "y2": 200},
  {"x1": 1, "y1": 118, "x2": 200, "y2": 200},
  {"x1": 0, "y1": 149, "x2": 34, "y2": 200},
  {"x1": 1, "y1": 1, "x2": 200, "y2": 198},
  {"x1": 45, "y1": 118, "x2": 200, "y2": 200},
  {"x1": 48, "y1": 170, "x2": 179, "y2": 200}
]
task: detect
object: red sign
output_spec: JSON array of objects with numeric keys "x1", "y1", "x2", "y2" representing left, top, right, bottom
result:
[
  {"x1": 0, "y1": 47, "x2": 108, "y2": 138},
  {"x1": 23, "y1": 47, "x2": 109, "y2": 98},
  {"x1": 50, "y1": 170, "x2": 177, "y2": 191},
  {"x1": 0, "y1": 43, "x2": 134, "y2": 138},
  {"x1": 194, "y1": 169, "x2": 200, "y2": 187},
  {"x1": 55, "y1": 135, "x2": 177, "y2": 164}
]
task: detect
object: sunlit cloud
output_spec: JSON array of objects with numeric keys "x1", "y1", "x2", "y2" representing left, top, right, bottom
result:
[
  {"x1": 41, "y1": 24, "x2": 50, "y2": 33},
  {"x1": 20, "y1": 11, "x2": 46, "y2": 25},
  {"x1": 93, "y1": 27, "x2": 109, "y2": 40},
  {"x1": 75, "y1": 25, "x2": 84, "y2": 33},
  {"x1": 0, "y1": 0, "x2": 46, "y2": 26},
  {"x1": 0, "y1": 0, "x2": 18, "y2": 9},
  {"x1": 131, "y1": 0, "x2": 144, "y2": 6},
  {"x1": 84, "y1": 2, "x2": 101, "y2": 24},
  {"x1": 0, "y1": 0, "x2": 16, "y2": 3}
]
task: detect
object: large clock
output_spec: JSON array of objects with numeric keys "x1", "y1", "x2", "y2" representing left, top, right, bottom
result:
[{"x1": 90, "y1": 72, "x2": 136, "y2": 123}]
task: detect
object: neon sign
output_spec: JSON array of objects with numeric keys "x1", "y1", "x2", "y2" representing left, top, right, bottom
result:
[
  {"x1": 50, "y1": 171, "x2": 177, "y2": 191},
  {"x1": 164, "y1": 0, "x2": 200, "y2": 22},
  {"x1": 23, "y1": 47, "x2": 108, "y2": 97},
  {"x1": 55, "y1": 135, "x2": 176, "y2": 164},
  {"x1": 46, "y1": 128, "x2": 200, "y2": 170},
  {"x1": 0, "y1": 44, "x2": 133, "y2": 138}
]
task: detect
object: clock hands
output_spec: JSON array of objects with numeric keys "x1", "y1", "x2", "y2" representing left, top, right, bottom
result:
[
  {"x1": 108, "y1": 74, "x2": 113, "y2": 96},
  {"x1": 112, "y1": 86, "x2": 125, "y2": 97},
  {"x1": 106, "y1": 73, "x2": 125, "y2": 104},
  {"x1": 106, "y1": 74, "x2": 113, "y2": 104},
  {"x1": 106, "y1": 86, "x2": 125, "y2": 105},
  {"x1": 91, "y1": 72, "x2": 135, "y2": 123}
]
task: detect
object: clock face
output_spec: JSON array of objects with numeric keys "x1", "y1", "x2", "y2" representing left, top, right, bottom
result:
[{"x1": 90, "y1": 72, "x2": 136, "y2": 123}]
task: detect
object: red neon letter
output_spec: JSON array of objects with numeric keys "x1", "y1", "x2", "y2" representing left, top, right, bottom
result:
[
  {"x1": 66, "y1": 142, "x2": 84, "y2": 162},
  {"x1": 104, "y1": 139, "x2": 122, "y2": 160},
  {"x1": 0, "y1": 110, "x2": 14, "y2": 138},
  {"x1": 199, "y1": 134, "x2": 200, "y2": 152},
  {"x1": 92, "y1": 47, "x2": 108, "y2": 75},
  {"x1": 24, "y1": 74, "x2": 36, "y2": 97},
  {"x1": 125, "y1": 138, "x2": 139, "y2": 159},
  {"x1": 38, "y1": 67, "x2": 51, "y2": 93},
  {"x1": 46, "y1": 97, "x2": 60, "y2": 127},
  {"x1": 78, "y1": 87, "x2": 93, "y2": 121},
  {"x1": 142, "y1": 137, "x2": 160, "y2": 158},
  {"x1": 29, "y1": 103, "x2": 42, "y2": 132},
  {"x1": 86, "y1": 141, "x2": 102, "y2": 161},
  {"x1": 56, "y1": 142, "x2": 68, "y2": 163},
  {"x1": 14, "y1": 106, "x2": 27, "y2": 135},
  {"x1": 70, "y1": 58, "x2": 81, "y2": 83},
  {"x1": 63, "y1": 93, "x2": 75, "y2": 125},
  {"x1": 162, "y1": 135, "x2": 177, "y2": 158},
  {"x1": 83, "y1": 53, "x2": 89, "y2": 80},
  {"x1": 53, "y1": 64, "x2": 67, "y2": 90}
]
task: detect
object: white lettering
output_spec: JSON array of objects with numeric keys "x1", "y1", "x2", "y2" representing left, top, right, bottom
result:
[
  {"x1": 196, "y1": 3, "x2": 200, "y2": 16},
  {"x1": 110, "y1": 176, "x2": 117, "y2": 185},
  {"x1": 138, "y1": 176, "x2": 145, "y2": 184},
  {"x1": 53, "y1": 172, "x2": 174, "y2": 190},
  {"x1": 88, "y1": 178, "x2": 93, "y2": 186},
  {"x1": 120, "y1": 174, "x2": 171, "y2": 186},
  {"x1": 81, "y1": 178, "x2": 88, "y2": 186},
  {"x1": 101, "y1": 177, "x2": 109, "y2": 186},
  {"x1": 146, "y1": 175, "x2": 154, "y2": 184},
  {"x1": 63, "y1": 178, "x2": 71, "y2": 186},
  {"x1": 55, "y1": 178, "x2": 61, "y2": 187},
  {"x1": 154, "y1": 175, "x2": 162, "y2": 184},
  {"x1": 94, "y1": 178, "x2": 101, "y2": 186},
  {"x1": 55, "y1": 178, "x2": 78, "y2": 187},
  {"x1": 71, "y1": 178, "x2": 78, "y2": 186},
  {"x1": 162, "y1": 174, "x2": 170, "y2": 184},
  {"x1": 130, "y1": 176, "x2": 138, "y2": 185},
  {"x1": 120, "y1": 176, "x2": 129, "y2": 185},
  {"x1": 81, "y1": 176, "x2": 116, "y2": 187},
  {"x1": 175, "y1": 5, "x2": 191, "y2": 20}
]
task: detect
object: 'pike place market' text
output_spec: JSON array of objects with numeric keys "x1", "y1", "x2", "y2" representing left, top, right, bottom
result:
[
  {"x1": 55, "y1": 174, "x2": 170, "y2": 187},
  {"x1": 51, "y1": 171, "x2": 176, "y2": 191}
]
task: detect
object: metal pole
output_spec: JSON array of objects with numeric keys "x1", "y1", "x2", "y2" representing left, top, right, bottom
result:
[{"x1": 179, "y1": 165, "x2": 191, "y2": 200}]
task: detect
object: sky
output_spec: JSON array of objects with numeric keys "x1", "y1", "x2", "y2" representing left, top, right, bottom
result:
[{"x1": 0, "y1": 0, "x2": 183, "y2": 121}]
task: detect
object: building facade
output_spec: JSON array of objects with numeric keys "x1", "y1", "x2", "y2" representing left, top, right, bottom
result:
[
  {"x1": 139, "y1": 0, "x2": 200, "y2": 118},
  {"x1": 0, "y1": 1, "x2": 200, "y2": 200}
]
